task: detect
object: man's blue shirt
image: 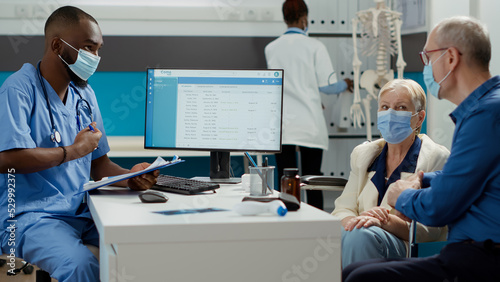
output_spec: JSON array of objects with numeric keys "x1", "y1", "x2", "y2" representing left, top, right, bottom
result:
[{"x1": 396, "y1": 75, "x2": 500, "y2": 243}]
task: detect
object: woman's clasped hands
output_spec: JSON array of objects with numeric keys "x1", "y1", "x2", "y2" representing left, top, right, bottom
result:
[{"x1": 344, "y1": 207, "x2": 391, "y2": 231}]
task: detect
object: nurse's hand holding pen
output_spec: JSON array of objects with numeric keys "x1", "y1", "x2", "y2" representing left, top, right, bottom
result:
[
  {"x1": 0, "y1": 122, "x2": 102, "y2": 174},
  {"x1": 72, "y1": 121, "x2": 102, "y2": 157}
]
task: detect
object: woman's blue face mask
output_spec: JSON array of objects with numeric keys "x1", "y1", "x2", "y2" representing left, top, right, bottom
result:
[{"x1": 377, "y1": 109, "x2": 418, "y2": 144}]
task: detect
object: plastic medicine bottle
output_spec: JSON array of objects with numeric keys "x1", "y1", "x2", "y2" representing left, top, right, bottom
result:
[{"x1": 281, "y1": 168, "x2": 301, "y2": 203}]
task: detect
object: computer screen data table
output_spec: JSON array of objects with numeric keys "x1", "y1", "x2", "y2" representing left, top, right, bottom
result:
[{"x1": 145, "y1": 69, "x2": 283, "y2": 152}]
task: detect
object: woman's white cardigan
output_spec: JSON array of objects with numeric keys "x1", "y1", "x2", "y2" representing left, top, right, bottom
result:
[{"x1": 332, "y1": 134, "x2": 450, "y2": 243}]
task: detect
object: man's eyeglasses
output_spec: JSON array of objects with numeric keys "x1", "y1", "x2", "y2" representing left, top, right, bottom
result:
[{"x1": 419, "y1": 48, "x2": 448, "y2": 66}]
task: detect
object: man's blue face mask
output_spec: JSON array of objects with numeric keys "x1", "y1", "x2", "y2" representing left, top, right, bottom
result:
[
  {"x1": 423, "y1": 49, "x2": 452, "y2": 99},
  {"x1": 377, "y1": 109, "x2": 418, "y2": 144},
  {"x1": 58, "y1": 38, "x2": 101, "y2": 81}
]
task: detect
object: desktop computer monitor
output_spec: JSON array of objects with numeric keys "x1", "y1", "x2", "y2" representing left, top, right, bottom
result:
[{"x1": 144, "y1": 68, "x2": 284, "y2": 183}]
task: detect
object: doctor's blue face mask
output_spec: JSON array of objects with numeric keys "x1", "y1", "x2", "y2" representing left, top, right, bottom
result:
[
  {"x1": 377, "y1": 109, "x2": 419, "y2": 144},
  {"x1": 58, "y1": 38, "x2": 101, "y2": 81}
]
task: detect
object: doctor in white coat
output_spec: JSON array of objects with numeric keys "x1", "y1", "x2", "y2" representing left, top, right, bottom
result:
[{"x1": 265, "y1": 0, "x2": 352, "y2": 209}]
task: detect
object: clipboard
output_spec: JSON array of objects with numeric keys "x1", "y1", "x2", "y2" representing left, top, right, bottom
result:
[{"x1": 77, "y1": 156, "x2": 184, "y2": 194}]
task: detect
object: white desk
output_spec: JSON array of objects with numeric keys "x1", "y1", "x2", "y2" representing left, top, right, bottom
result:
[{"x1": 88, "y1": 185, "x2": 341, "y2": 282}]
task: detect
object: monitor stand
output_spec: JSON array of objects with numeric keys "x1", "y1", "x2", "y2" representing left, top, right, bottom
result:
[{"x1": 193, "y1": 151, "x2": 241, "y2": 184}]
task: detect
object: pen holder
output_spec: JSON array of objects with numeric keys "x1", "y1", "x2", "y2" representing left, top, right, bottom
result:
[{"x1": 249, "y1": 166, "x2": 274, "y2": 196}]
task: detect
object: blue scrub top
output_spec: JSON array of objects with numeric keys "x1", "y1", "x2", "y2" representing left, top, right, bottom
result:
[{"x1": 0, "y1": 63, "x2": 110, "y2": 231}]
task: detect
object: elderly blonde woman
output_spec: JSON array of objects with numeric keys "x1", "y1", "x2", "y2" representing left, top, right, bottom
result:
[{"x1": 332, "y1": 79, "x2": 450, "y2": 268}]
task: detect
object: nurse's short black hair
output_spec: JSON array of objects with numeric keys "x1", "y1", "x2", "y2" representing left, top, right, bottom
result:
[
  {"x1": 44, "y1": 6, "x2": 98, "y2": 35},
  {"x1": 282, "y1": 0, "x2": 308, "y2": 24}
]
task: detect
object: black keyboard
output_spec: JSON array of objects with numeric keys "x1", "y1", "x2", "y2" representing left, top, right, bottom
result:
[{"x1": 152, "y1": 175, "x2": 220, "y2": 195}]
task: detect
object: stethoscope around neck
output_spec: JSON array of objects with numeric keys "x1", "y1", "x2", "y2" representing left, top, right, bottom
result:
[{"x1": 36, "y1": 62, "x2": 93, "y2": 144}]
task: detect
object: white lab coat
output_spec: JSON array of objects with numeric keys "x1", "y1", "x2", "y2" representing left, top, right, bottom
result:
[{"x1": 265, "y1": 32, "x2": 336, "y2": 150}]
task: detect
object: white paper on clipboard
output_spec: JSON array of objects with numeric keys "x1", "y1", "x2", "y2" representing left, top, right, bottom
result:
[{"x1": 78, "y1": 156, "x2": 184, "y2": 194}]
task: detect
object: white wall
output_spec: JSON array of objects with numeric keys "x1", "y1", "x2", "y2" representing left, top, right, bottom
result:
[
  {"x1": 476, "y1": 0, "x2": 500, "y2": 76},
  {"x1": 0, "y1": 0, "x2": 286, "y2": 36},
  {"x1": 425, "y1": 0, "x2": 469, "y2": 149}
]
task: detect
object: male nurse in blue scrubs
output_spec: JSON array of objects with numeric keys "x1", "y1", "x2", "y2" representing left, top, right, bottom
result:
[{"x1": 0, "y1": 6, "x2": 159, "y2": 282}]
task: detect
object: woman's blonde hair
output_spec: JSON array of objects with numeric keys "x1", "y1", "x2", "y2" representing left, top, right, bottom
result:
[{"x1": 378, "y1": 79, "x2": 426, "y2": 134}]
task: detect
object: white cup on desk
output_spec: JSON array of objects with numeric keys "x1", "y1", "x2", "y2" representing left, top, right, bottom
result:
[
  {"x1": 241, "y1": 174, "x2": 251, "y2": 193},
  {"x1": 249, "y1": 166, "x2": 274, "y2": 196}
]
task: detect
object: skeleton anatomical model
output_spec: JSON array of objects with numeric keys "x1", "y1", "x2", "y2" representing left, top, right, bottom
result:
[{"x1": 351, "y1": 0, "x2": 406, "y2": 140}]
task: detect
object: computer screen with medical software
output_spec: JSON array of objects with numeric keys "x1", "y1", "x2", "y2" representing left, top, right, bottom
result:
[{"x1": 144, "y1": 68, "x2": 283, "y2": 182}]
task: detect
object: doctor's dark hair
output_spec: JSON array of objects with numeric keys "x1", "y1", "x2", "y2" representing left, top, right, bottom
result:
[
  {"x1": 44, "y1": 6, "x2": 98, "y2": 35},
  {"x1": 282, "y1": 0, "x2": 308, "y2": 24}
]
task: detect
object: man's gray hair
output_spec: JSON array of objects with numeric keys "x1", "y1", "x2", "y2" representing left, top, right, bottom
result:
[{"x1": 435, "y1": 16, "x2": 491, "y2": 70}]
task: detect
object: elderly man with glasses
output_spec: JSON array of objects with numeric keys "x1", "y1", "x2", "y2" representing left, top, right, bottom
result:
[{"x1": 343, "y1": 15, "x2": 500, "y2": 282}]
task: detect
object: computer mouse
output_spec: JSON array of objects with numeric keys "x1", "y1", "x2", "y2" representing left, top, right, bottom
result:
[{"x1": 139, "y1": 191, "x2": 169, "y2": 203}]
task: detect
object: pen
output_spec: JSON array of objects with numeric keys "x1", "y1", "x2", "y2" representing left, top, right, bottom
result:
[
  {"x1": 88, "y1": 124, "x2": 98, "y2": 150},
  {"x1": 244, "y1": 152, "x2": 259, "y2": 168},
  {"x1": 244, "y1": 152, "x2": 272, "y2": 193}
]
